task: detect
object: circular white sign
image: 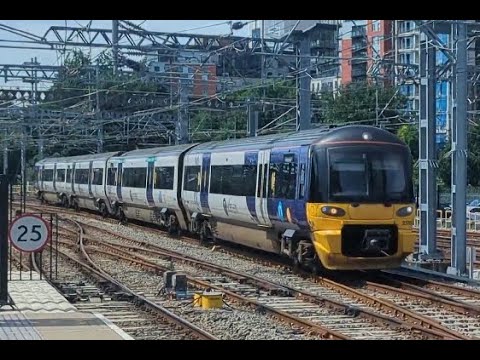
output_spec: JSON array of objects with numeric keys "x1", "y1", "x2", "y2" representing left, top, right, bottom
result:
[{"x1": 9, "y1": 214, "x2": 50, "y2": 253}]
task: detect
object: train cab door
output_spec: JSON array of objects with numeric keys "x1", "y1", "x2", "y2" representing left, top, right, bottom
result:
[{"x1": 255, "y1": 149, "x2": 272, "y2": 227}]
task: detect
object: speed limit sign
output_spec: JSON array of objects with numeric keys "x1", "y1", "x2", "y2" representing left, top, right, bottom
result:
[{"x1": 8, "y1": 214, "x2": 50, "y2": 252}]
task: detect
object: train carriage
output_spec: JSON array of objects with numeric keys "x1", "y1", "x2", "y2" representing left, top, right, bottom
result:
[{"x1": 106, "y1": 144, "x2": 196, "y2": 230}]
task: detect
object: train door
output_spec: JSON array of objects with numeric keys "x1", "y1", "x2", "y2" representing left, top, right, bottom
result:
[
  {"x1": 71, "y1": 163, "x2": 76, "y2": 194},
  {"x1": 88, "y1": 161, "x2": 93, "y2": 198},
  {"x1": 255, "y1": 149, "x2": 271, "y2": 227},
  {"x1": 116, "y1": 163, "x2": 123, "y2": 202},
  {"x1": 53, "y1": 163, "x2": 57, "y2": 192},
  {"x1": 41, "y1": 165, "x2": 45, "y2": 190},
  {"x1": 200, "y1": 153, "x2": 211, "y2": 214},
  {"x1": 146, "y1": 161, "x2": 154, "y2": 207}
]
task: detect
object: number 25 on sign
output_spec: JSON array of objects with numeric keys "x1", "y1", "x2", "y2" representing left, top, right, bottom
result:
[{"x1": 8, "y1": 214, "x2": 51, "y2": 253}]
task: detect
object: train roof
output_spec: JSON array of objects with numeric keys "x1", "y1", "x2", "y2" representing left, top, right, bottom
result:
[
  {"x1": 36, "y1": 151, "x2": 120, "y2": 165},
  {"x1": 187, "y1": 125, "x2": 405, "y2": 153},
  {"x1": 110, "y1": 144, "x2": 197, "y2": 160}
]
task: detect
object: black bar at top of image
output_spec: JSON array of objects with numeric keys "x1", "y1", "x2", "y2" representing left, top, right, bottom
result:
[{"x1": 0, "y1": 175, "x2": 8, "y2": 304}]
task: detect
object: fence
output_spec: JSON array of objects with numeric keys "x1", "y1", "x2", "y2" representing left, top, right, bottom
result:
[
  {"x1": 8, "y1": 212, "x2": 59, "y2": 282},
  {"x1": 414, "y1": 209, "x2": 480, "y2": 232},
  {"x1": 1, "y1": 174, "x2": 59, "y2": 309}
]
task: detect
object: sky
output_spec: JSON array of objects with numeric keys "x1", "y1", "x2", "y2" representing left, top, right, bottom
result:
[{"x1": 0, "y1": 20, "x2": 251, "y2": 87}]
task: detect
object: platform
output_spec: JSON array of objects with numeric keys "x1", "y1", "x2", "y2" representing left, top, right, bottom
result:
[{"x1": 0, "y1": 272, "x2": 133, "y2": 340}]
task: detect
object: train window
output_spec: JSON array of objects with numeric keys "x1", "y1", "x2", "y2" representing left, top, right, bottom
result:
[
  {"x1": 92, "y1": 168, "x2": 103, "y2": 185},
  {"x1": 184, "y1": 166, "x2": 201, "y2": 192},
  {"x1": 269, "y1": 161, "x2": 297, "y2": 199},
  {"x1": 123, "y1": 167, "x2": 147, "y2": 188},
  {"x1": 56, "y1": 169, "x2": 65, "y2": 183},
  {"x1": 107, "y1": 168, "x2": 117, "y2": 186},
  {"x1": 43, "y1": 169, "x2": 54, "y2": 182},
  {"x1": 154, "y1": 167, "x2": 174, "y2": 190},
  {"x1": 66, "y1": 169, "x2": 72, "y2": 183},
  {"x1": 74, "y1": 169, "x2": 89, "y2": 184},
  {"x1": 210, "y1": 165, "x2": 257, "y2": 196}
]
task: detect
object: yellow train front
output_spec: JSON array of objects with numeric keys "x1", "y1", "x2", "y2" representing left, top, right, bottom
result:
[{"x1": 305, "y1": 126, "x2": 416, "y2": 270}]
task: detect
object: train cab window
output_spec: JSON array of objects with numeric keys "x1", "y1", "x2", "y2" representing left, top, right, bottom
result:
[
  {"x1": 43, "y1": 169, "x2": 54, "y2": 182},
  {"x1": 66, "y1": 169, "x2": 72, "y2": 183},
  {"x1": 184, "y1": 166, "x2": 201, "y2": 192},
  {"x1": 269, "y1": 160, "x2": 297, "y2": 199},
  {"x1": 154, "y1": 167, "x2": 174, "y2": 190},
  {"x1": 123, "y1": 167, "x2": 147, "y2": 188},
  {"x1": 92, "y1": 168, "x2": 103, "y2": 185},
  {"x1": 107, "y1": 168, "x2": 117, "y2": 186},
  {"x1": 56, "y1": 169, "x2": 65, "y2": 183}
]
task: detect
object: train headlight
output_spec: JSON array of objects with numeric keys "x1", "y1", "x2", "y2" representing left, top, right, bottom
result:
[
  {"x1": 396, "y1": 206, "x2": 413, "y2": 217},
  {"x1": 321, "y1": 206, "x2": 345, "y2": 217}
]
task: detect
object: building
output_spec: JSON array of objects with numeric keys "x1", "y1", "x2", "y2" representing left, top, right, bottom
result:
[
  {"x1": 311, "y1": 75, "x2": 341, "y2": 95},
  {"x1": 249, "y1": 20, "x2": 341, "y2": 79},
  {"x1": 393, "y1": 20, "x2": 420, "y2": 116},
  {"x1": 339, "y1": 20, "x2": 393, "y2": 85}
]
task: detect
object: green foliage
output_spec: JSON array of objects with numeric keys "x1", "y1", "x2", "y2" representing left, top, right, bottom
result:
[
  {"x1": 190, "y1": 80, "x2": 297, "y2": 141},
  {"x1": 318, "y1": 81, "x2": 407, "y2": 125},
  {"x1": 397, "y1": 124, "x2": 419, "y2": 186}
]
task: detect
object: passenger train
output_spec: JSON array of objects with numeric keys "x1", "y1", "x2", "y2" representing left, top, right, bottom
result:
[{"x1": 35, "y1": 125, "x2": 416, "y2": 271}]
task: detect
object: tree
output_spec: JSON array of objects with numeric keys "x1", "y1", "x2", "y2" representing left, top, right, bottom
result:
[
  {"x1": 190, "y1": 80, "x2": 297, "y2": 141},
  {"x1": 318, "y1": 81, "x2": 408, "y2": 126},
  {"x1": 397, "y1": 124, "x2": 419, "y2": 186}
]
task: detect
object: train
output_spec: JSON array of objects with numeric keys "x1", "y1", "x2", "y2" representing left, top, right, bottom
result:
[{"x1": 34, "y1": 125, "x2": 416, "y2": 271}]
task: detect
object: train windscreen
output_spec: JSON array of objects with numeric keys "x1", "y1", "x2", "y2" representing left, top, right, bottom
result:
[{"x1": 327, "y1": 147, "x2": 412, "y2": 204}]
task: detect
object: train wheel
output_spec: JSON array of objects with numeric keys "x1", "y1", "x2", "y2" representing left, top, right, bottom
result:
[
  {"x1": 199, "y1": 221, "x2": 212, "y2": 243},
  {"x1": 118, "y1": 208, "x2": 127, "y2": 225},
  {"x1": 61, "y1": 195, "x2": 68, "y2": 208},
  {"x1": 100, "y1": 203, "x2": 108, "y2": 218},
  {"x1": 73, "y1": 200, "x2": 79, "y2": 212},
  {"x1": 167, "y1": 215, "x2": 179, "y2": 235}
]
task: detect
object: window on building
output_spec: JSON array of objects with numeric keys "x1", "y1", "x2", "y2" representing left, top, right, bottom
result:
[
  {"x1": 107, "y1": 167, "x2": 117, "y2": 186},
  {"x1": 123, "y1": 167, "x2": 147, "y2": 188},
  {"x1": 56, "y1": 169, "x2": 65, "y2": 183},
  {"x1": 210, "y1": 165, "x2": 257, "y2": 197},
  {"x1": 154, "y1": 166, "x2": 174, "y2": 190},
  {"x1": 372, "y1": 20, "x2": 380, "y2": 32},
  {"x1": 92, "y1": 168, "x2": 103, "y2": 186},
  {"x1": 184, "y1": 166, "x2": 201, "y2": 192},
  {"x1": 202, "y1": 74, "x2": 208, "y2": 81},
  {"x1": 372, "y1": 36, "x2": 381, "y2": 56}
]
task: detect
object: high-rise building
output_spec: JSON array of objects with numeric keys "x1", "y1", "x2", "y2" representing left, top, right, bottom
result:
[{"x1": 339, "y1": 20, "x2": 393, "y2": 85}]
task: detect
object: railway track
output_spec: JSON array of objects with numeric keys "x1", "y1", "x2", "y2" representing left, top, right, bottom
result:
[
  {"x1": 17, "y1": 200, "x2": 480, "y2": 339},
  {"x1": 63, "y1": 216, "x2": 466, "y2": 340},
  {"x1": 27, "y1": 219, "x2": 218, "y2": 340}
]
